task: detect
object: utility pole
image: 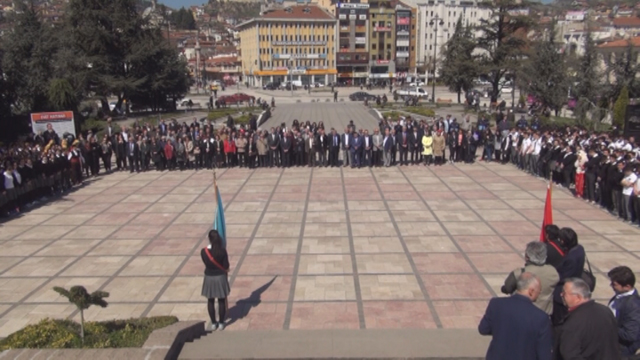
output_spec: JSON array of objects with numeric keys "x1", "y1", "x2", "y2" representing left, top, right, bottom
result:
[{"x1": 429, "y1": 15, "x2": 443, "y2": 103}]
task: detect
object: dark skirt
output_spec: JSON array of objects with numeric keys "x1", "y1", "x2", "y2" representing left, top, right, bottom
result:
[{"x1": 201, "y1": 274, "x2": 230, "y2": 299}]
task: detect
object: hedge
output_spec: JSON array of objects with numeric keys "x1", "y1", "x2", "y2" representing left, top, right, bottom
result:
[{"x1": 0, "y1": 316, "x2": 178, "y2": 350}]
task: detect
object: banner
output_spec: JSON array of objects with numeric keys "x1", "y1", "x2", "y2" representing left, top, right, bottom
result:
[{"x1": 31, "y1": 111, "x2": 76, "y2": 137}]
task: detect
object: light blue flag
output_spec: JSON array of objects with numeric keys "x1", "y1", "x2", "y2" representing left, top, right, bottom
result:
[{"x1": 213, "y1": 185, "x2": 226, "y2": 248}]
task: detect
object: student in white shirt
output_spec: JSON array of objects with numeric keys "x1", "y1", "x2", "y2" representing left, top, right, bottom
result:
[{"x1": 621, "y1": 166, "x2": 638, "y2": 222}]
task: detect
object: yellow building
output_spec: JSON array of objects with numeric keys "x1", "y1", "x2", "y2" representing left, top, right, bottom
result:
[{"x1": 238, "y1": 5, "x2": 338, "y2": 87}]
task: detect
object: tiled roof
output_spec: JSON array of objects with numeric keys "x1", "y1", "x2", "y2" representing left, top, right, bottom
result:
[
  {"x1": 613, "y1": 16, "x2": 640, "y2": 28},
  {"x1": 597, "y1": 36, "x2": 640, "y2": 48},
  {"x1": 260, "y1": 5, "x2": 334, "y2": 20}
]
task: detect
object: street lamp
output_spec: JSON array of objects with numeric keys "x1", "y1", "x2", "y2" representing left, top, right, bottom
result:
[{"x1": 429, "y1": 15, "x2": 443, "y2": 103}]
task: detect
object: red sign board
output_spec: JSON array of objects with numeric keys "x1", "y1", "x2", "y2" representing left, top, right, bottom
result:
[{"x1": 397, "y1": 17, "x2": 410, "y2": 25}]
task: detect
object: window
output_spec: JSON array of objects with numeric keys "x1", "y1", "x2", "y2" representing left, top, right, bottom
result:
[
  {"x1": 412, "y1": 25, "x2": 415, "y2": 29},
  {"x1": 386, "y1": 43, "x2": 391, "y2": 49},
  {"x1": 372, "y1": 55, "x2": 377, "y2": 60},
  {"x1": 372, "y1": 44, "x2": 377, "y2": 50}
]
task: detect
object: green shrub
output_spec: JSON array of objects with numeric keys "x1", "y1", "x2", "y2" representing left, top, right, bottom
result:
[
  {"x1": 0, "y1": 316, "x2": 178, "y2": 350},
  {"x1": 613, "y1": 86, "x2": 629, "y2": 129},
  {"x1": 405, "y1": 107, "x2": 436, "y2": 117},
  {"x1": 207, "y1": 107, "x2": 261, "y2": 121}
]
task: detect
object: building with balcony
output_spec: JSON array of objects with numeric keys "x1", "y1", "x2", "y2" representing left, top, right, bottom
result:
[
  {"x1": 367, "y1": 0, "x2": 417, "y2": 83},
  {"x1": 238, "y1": 5, "x2": 337, "y2": 87},
  {"x1": 336, "y1": 2, "x2": 371, "y2": 85},
  {"x1": 415, "y1": 0, "x2": 490, "y2": 78}
]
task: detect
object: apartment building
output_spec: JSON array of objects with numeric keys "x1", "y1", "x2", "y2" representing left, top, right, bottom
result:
[
  {"x1": 337, "y1": 2, "x2": 371, "y2": 85},
  {"x1": 238, "y1": 5, "x2": 337, "y2": 87},
  {"x1": 415, "y1": 0, "x2": 490, "y2": 76}
]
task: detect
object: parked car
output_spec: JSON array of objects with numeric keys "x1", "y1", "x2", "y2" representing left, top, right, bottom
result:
[
  {"x1": 218, "y1": 93, "x2": 255, "y2": 105},
  {"x1": 394, "y1": 87, "x2": 428, "y2": 98},
  {"x1": 232, "y1": 93, "x2": 255, "y2": 103},
  {"x1": 409, "y1": 81, "x2": 425, "y2": 87},
  {"x1": 348, "y1": 91, "x2": 378, "y2": 101},
  {"x1": 263, "y1": 82, "x2": 280, "y2": 90},
  {"x1": 280, "y1": 82, "x2": 298, "y2": 91}
]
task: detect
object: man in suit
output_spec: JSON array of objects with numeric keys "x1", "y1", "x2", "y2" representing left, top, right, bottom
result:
[
  {"x1": 306, "y1": 129, "x2": 316, "y2": 167},
  {"x1": 342, "y1": 127, "x2": 352, "y2": 167},
  {"x1": 281, "y1": 133, "x2": 291, "y2": 168},
  {"x1": 555, "y1": 278, "x2": 621, "y2": 360},
  {"x1": 362, "y1": 129, "x2": 373, "y2": 167},
  {"x1": 607, "y1": 266, "x2": 640, "y2": 356},
  {"x1": 409, "y1": 126, "x2": 421, "y2": 165},
  {"x1": 316, "y1": 128, "x2": 328, "y2": 167},
  {"x1": 268, "y1": 128, "x2": 280, "y2": 167},
  {"x1": 127, "y1": 136, "x2": 140, "y2": 173},
  {"x1": 351, "y1": 131, "x2": 363, "y2": 168},
  {"x1": 329, "y1": 128, "x2": 341, "y2": 167},
  {"x1": 397, "y1": 126, "x2": 409, "y2": 166},
  {"x1": 479, "y1": 272, "x2": 553, "y2": 360},
  {"x1": 383, "y1": 128, "x2": 393, "y2": 167},
  {"x1": 372, "y1": 128, "x2": 383, "y2": 167}
]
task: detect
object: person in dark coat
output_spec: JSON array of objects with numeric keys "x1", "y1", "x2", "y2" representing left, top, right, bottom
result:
[
  {"x1": 542, "y1": 224, "x2": 566, "y2": 270},
  {"x1": 552, "y1": 227, "x2": 586, "y2": 326},
  {"x1": 554, "y1": 278, "x2": 621, "y2": 360},
  {"x1": 607, "y1": 266, "x2": 640, "y2": 356},
  {"x1": 479, "y1": 272, "x2": 553, "y2": 360}
]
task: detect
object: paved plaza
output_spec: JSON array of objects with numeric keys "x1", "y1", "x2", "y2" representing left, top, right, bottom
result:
[
  {"x1": 263, "y1": 103, "x2": 379, "y2": 132},
  {"x1": 1, "y1": 161, "x2": 640, "y2": 339}
]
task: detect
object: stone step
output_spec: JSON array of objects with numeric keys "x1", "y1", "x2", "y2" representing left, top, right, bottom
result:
[{"x1": 179, "y1": 329, "x2": 489, "y2": 359}]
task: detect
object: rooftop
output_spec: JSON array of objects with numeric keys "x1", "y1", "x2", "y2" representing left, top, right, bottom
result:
[
  {"x1": 261, "y1": 5, "x2": 334, "y2": 20},
  {"x1": 613, "y1": 16, "x2": 640, "y2": 28},
  {"x1": 597, "y1": 36, "x2": 640, "y2": 48}
]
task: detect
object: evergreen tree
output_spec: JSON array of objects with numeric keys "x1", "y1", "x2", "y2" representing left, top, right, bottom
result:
[
  {"x1": 575, "y1": 29, "x2": 600, "y2": 106},
  {"x1": 520, "y1": 21, "x2": 569, "y2": 115},
  {"x1": 475, "y1": 0, "x2": 532, "y2": 103},
  {"x1": 439, "y1": 16, "x2": 478, "y2": 103},
  {"x1": 1, "y1": 0, "x2": 58, "y2": 114},
  {"x1": 64, "y1": 0, "x2": 148, "y2": 114},
  {"x1": 613, "y1": 85, "x2": 629, "y2": 129},
  {"x1": 608, "y1": 42, "x2": 639, "y2": 99}
]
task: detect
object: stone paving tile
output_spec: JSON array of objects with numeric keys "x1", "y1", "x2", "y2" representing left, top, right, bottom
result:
[
  {"x1": 359, "y1": 275, "x2": 423, "y2": 300},
  {"x1": 301, "y1": 237, "x2": 351, "y2": 254},
  {"x1": 2, "y1": 161, "x2": 640, "y2": 337},
  {"x1": 61, "y1": 256, "x2": 131, "y2": 277},
  {"x1": 289, "y1": 302, "x2": 360, "y2": 329},
  {"x1": 363, "y1": 301, "x2": 437, "y2": 329},
  {"x1": 294, "y1": 275, "x2": 356, "y2": 301}
]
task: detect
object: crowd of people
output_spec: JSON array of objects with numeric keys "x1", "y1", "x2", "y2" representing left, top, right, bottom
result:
[
  {"x1": 3, "y1": 111, "x2": 640, "y2": 220},
  {"x1": 481, "y1": 224, "x2": 640, "y2": 360}
]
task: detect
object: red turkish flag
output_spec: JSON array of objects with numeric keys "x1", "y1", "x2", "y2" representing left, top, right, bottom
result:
[{"x1": 540, "y1": 182, "x2": 553, "y2": 242}]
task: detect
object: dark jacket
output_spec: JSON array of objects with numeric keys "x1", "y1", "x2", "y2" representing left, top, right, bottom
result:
[
  {"x1": 609, "y1": 290, "x2": 640, "y2": 356},
  {"x1": 545, "y1": 240, "x2": 566, "y2": 270},
  {"x1": 554, "y1": 300, "x2": 621, "y2": 360},
  {"x1": 553, "y1": 245, "x2": 586, "y2": 304},
  {"x1": 200, "y1": 247, "x2": 229, "y2": 276},
  {"x1": 479, "y1": 294, "x2": 553, "y2": 360}
]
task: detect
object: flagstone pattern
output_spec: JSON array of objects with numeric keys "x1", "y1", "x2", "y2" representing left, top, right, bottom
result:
[{"x1": 1, "y1": 162, "x2": 640, "y2": 337}]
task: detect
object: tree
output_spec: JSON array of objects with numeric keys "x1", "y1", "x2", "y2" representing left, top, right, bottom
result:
[
  {"x1": 574, "y1": 29, "x2": 601, "y2": 107},
  {"x1": 439, "y1": 16, "x2": 478, "y2": 103},
  {"x1": 171, "y1": 7, "x2": 195, "y2": 30},
  {"x1": 53, "y1": 286, "x2": 109, "y2": 343},
  {"x1": 63, "y1": 0, "x2": 149, "y2": 114},
  {"x1": 475, "y1": 0, "x2": 532, "y2": 103},
  {"x1": 607, "y1": 42, "x2": 640, "y2": 100},
  {"x1": 48, "y1": 79, "x2": 78, "y2": 111},
  {"x1": 613, "y1": 85, "x2": 629, "y2": 129},
  {"x1": 520, "y1": 21, "x2": 569, "y2": 115},
  {"x1": 1, "y1": 0, "x2": 59, "y2": 114}
]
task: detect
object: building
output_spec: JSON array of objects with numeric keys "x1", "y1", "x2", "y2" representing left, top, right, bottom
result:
[
  {"x1": 238, "y1": 5, "x2": 337, "y2": 87},
  {"x1": 596, "y1": 36, "x2": 640, "y2": 83},
  {"x1": 415, "y1": 0, "x2": 490, "y2": 78},
  {"x1": 368, "y1": 0, "x2": 397, "y2": 82},
  {"x1": 336, "y1": 2, "x2": 370, "y2": 85},
  {"x1": 394, "y1": 2, "x2": 417, "y2": 80}
]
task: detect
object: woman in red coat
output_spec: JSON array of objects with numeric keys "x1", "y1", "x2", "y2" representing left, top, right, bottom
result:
[
  {"x1": 223, "y1": 133, "x2": 236, "y2": 168},
  {"x1": 164, "y1": 141, "x2": 174, "y2": 170}
]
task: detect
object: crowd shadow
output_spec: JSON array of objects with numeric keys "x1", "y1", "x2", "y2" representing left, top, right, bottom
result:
[{"x1": 226, "y1": 276, "x2": 277, "y2": 327}]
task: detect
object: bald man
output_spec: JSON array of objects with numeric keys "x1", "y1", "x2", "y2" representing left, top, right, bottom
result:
[{"x1": 479, "y1": 272, "x2": 552, "y2": 360}]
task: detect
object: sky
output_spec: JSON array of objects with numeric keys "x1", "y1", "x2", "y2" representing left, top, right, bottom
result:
[{"x1": 159, "y1": 0, "x2": 205, "y2": 9}]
